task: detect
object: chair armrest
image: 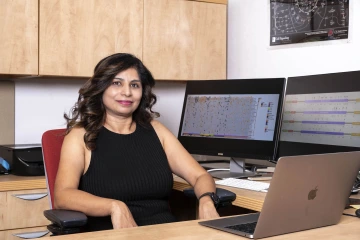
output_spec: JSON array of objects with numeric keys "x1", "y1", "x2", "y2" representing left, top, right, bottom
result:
[
  {"x1": 356, "y1": 209, "x2": 360, "y2": 218},
  {"x1": 44, "y1": 209, "x2": 87, "y2": 228},
  {"x1": 183, "y1": 187, "x2": 236, "y2": 208}
]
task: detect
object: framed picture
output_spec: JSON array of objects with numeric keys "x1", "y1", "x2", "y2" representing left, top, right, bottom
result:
[{"x1": 270, "y1": 0, "x2": 349, "y2": 46}]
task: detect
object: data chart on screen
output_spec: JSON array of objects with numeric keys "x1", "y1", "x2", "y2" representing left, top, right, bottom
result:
[
  {"x1": 180, "y1": 94, "x2": 280, "y2": 141},
  {"x1": 281, "y1": 92, "x2": 360, "y2": 147}
]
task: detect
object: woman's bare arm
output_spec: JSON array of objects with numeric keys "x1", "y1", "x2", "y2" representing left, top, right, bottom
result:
[
  {"x1": 151, "y1": 121, "x2": 219, "y2": 219},
  {"x1": 54, "y1": 127, "x2": 137, "y2": 228}
]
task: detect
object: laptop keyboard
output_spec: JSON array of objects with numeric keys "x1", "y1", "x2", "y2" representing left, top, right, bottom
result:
[{"x1": 225, "y1": 222, "x2": 257, "y2": 234}]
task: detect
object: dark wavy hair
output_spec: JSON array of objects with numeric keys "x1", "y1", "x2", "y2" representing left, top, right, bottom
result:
[{"x1": 64, "y1": 53, "x2": 159, "y2": 150}]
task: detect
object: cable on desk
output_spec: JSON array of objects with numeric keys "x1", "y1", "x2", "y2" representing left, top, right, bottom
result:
[
  {"x1": 231, "y1": 157, "x2": 245, "y2": 170},
  {"x1": 207, "y1": 168, "x2": 230, "y2": 172}
]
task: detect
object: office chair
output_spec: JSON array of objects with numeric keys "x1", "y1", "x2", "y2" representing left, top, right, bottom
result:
[
  {"x1": 42, "y1": 129, "x2": 87, "y2": 235},
  {"x1": 42, "y1": 129, "x2": 235, "y2": 235}
]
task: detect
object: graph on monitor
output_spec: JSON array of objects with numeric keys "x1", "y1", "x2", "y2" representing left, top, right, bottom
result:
[
  {"x1": 278, "y1": 71, "x2": 360, "y2": 157},
  {"x1": 181, "y1": 94, "x2": 279, "y2": 141},
  {"x1": 281, "y1": 92, "x2": 360, "y2": 148}
]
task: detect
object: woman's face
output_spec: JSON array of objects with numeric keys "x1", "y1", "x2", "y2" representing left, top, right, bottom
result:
[{"x1": 102, "y1": 68, "x2": 143, "y2": 118}]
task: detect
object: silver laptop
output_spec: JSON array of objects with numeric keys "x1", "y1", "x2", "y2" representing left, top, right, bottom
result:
[{"x1": 199, "y1": 151, "x2": 360, "y2": 239}]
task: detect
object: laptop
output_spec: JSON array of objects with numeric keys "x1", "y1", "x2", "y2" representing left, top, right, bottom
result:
[{"x1": 199, "y1": 151, "x2": 360, "y2": 239}]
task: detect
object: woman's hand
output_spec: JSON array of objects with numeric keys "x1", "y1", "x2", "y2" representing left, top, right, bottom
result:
[
  {"x1": 110, "y1": 201, "x2": 138, "y2": 229},
  {"x1": 198, "y1": 196, "x2": 220, "y2": 219}
]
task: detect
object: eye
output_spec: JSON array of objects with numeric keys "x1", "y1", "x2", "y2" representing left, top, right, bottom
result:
[
  {"x1": 112, "y1": 81, "x2": 122, "y2": 86},
  {"x1": 131, "y1": 83, "x2": 140, "y2": 88}
]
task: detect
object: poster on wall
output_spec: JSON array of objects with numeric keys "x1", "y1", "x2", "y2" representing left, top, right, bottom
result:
[{"x1": 270, "y1": 0, "x2": 349, "y2": 46}]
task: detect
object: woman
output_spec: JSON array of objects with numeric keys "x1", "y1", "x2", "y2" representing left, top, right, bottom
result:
[{"x1": 54, "y1": 53, "x2": 219, "y2": 231}]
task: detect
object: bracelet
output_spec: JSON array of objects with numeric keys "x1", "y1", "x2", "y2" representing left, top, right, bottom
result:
[
  {"x1": 198, "y1": 192, "x2": 220, "y2": 207},
  {"x1": 198, "y1": 192, "x2": 214, "y2": 201}
]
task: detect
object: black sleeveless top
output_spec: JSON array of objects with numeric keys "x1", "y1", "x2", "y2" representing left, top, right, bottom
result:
[{"x1": 79, "y1": 124, "x2": 176, "y2": 231}]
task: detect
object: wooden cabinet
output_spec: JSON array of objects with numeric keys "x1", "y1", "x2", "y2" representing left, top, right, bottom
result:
[
  {"x1": 0, "y1": 189, "x2": 50, "y2": 230},
  {"x1": 143, "y1": 0, "x2": 227, "y2": 80},
  {"x1": 39, "y1": 0, "x2": 226, "y2": 79},
  {"x1": 39, "y1": 0, "x2": 143, "y2": 77},
  {"x1": 0, "y1": 176, "x2": 50, "y2": 238},
  {"x1": 0, "y1": 0, "x2": 38, "y2": 75},
  {"x1": 1, "y1": 0, "x2": 226, "y2": 80}
]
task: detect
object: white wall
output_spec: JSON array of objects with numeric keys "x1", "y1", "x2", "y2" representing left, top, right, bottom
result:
[
  {"x1": 152, "y1": 81, "x2": 186, "y2": 137},
  {"x1": 228, "y1": 0, "x2": 360, "y2": 79},
  {"x1": 15, "y1": 79, "x2": 84, "y2": 144},
  {"x1": 15, "y1": 79, "x2": 185, "y2": 144}
]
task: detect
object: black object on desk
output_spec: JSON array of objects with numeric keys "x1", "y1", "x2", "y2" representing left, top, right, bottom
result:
[
  {"x1": 183, "y1": 187, "x2": 236, "y2": 209},
  {"x1": 345, "y1": 197, "x2": 360, "y2": 218},
  {"x1": 178, "y1": 79, "x2": 286, "y2": 179},
  {"x1": 356, "y1": 209, "x2": 360, "y2": 218},
  {"x1": 351, "y1": 175, "x2": 360, "y2": 194},
  {"x1": 0, "y1": 144, "x2": 44, "y2": 176},
  {"x1": 347, "y1": 198, "x2": 360, "y2": 206}
]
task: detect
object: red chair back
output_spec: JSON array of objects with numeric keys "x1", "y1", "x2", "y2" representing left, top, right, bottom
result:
[{"x1": 42, "y1": 129, "x2": 66, "y2": 209}]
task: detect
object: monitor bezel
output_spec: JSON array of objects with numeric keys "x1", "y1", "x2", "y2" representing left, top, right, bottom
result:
[{"x1": 178, "y1": 78, "x2": 286, "y2": 161}]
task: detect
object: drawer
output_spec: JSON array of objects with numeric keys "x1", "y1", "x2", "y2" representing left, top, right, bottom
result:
[
  {"x1": 0, "y1": 189, "x2": 50, "y2": 230},
  {"x1": 0, "y1": 226, "x2": 50, "y2": 240}
]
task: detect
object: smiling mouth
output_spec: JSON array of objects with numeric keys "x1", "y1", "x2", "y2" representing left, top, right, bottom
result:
[{"x1": 117, "y1": 100, "x2": 133, "y2": 106}]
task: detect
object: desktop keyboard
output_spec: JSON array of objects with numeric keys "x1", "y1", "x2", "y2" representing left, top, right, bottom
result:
[{"x1": 215, "y1": 178, "x2": 270, "y2": 192}]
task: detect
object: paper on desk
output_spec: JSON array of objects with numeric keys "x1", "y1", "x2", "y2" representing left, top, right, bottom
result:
[
  {"x1": 256, "y1": 167, "x2": 275, "y2": 173},
  {"x1": 248, "y1": 176, "x2": 272, "y2": 181},
  {"x1": 350, "y1": 205, "x2": 360, "y2": 209}
]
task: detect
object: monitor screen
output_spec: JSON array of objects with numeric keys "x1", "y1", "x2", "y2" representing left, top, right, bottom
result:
[
  {"x1": 178, "y1": 79, "x2": 286, "y2": 161},
  {"x1": 278, "y1": 71, "x2": 360, "y2": 157}
]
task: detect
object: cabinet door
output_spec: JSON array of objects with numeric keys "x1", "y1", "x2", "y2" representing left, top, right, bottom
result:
[
  {"x1": 0, "y1": 189, "x2": 50, "y2": 231},
  {"x1": 143, "y1": 0, "x2": 226, "y2": 80},
  {"x1": 39, "y1": 0, "x2": 143, "y2": 77},
  {"x1": 0, "y1": 0, "x2": 38, "y2": 75}
]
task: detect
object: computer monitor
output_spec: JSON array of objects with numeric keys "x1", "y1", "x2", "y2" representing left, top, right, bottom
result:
[
  {"x1": 178, "y1": 79, "x2": 286, "y2": 178},
  {"x1": 278, "y1": 71, "x2": 360, "y2": 158}
]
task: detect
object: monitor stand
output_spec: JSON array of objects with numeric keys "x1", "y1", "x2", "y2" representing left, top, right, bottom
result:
[{"x1": 208, "y1": 158, "x2": 259, "y2": 179}]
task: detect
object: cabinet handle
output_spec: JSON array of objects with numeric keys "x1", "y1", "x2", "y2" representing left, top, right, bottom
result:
[
  {"x1": 13, "y1": 230, "x2": 49, "y2": 239},
  {"x1": 12, "y1": 193, "x2": 48, "y2": 201}
]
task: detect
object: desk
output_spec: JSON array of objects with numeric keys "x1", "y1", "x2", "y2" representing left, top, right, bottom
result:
[
  {"x1": 1, "y1": 174, "x2": 358, "y2": 239},
  {"x1": 0, "y1": 174, "x2": 46, "y2": 192},
  {"x1": 173, "y1": 175, "x2": 266, "y2": 211},
  {"x1": 344, "y1": 193, "x2": 360, "y2": 217},
  {"x1": 40, "y1": 215, "x2": 360, "y2": 240},
  {"x1": 174, "y1": 175, "x2": 360, "y2": 213},
  {"x1": 2, "y1": 175, "x2": 355, "y2": 213}
]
